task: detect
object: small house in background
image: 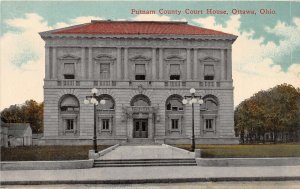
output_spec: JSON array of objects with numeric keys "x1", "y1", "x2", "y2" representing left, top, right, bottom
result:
[
  {"x1": 7, "y1": 123, "x2": 32, "y2": 146},
  {"x1": 0, "y1": 120, "x2": 8, "y2": 147}
]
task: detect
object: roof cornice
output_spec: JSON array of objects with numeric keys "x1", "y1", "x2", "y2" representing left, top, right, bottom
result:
[{"x1": 40, "y1": 34, "x2": 237, "y2": 42}]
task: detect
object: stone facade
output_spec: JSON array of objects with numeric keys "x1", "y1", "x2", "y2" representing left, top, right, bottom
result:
[{"x1": 40, "y1": 21, "x2": 238, "y2": 145}]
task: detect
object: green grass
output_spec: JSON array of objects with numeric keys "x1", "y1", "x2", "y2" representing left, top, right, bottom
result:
[
  {"x1": 1, "y1": 145, "x2": 110, "y2": 161},
  {"x1": 176, "y1": 144, "x2": 300, "y2": 158}
]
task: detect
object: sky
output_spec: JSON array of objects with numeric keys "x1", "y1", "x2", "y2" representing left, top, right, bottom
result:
[{"x1": 0, "y1": 1, "x2": 300, "y2": 110}]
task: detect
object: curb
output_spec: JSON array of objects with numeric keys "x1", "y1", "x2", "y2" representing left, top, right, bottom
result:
[{"x1": 1, "y1": 176, "x2": 300, "y2": 185}]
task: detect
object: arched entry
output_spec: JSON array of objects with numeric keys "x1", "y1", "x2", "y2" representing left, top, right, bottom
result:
[{"x1": 130, "y1": 94, "x2": 151, "y2": 138}]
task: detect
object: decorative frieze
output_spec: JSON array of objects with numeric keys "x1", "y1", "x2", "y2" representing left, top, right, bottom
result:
[{"x1": 45, "y1": 37, "x2": 233, "y2": 49}]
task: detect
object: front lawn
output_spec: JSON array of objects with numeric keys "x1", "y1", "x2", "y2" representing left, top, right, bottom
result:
[
  {"x1": 1, "y1": 145, "x2": 110, "y2": 161},
  {"x1": 176, "y1": 144, "x2": 300, "y2": 158}
]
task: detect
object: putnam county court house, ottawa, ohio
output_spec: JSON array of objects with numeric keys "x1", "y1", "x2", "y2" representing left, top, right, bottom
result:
[{"x1": 39, "y1": 20, "x2": 238, "y2": 145}]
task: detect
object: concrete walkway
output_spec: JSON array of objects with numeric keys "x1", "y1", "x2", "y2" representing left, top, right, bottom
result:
[
  {"x1": 1, "y1": 166, "x2": 300, "y2": 185},
  {"x1": 97, "y1": 145, "x2": 194, "y2": 160}
]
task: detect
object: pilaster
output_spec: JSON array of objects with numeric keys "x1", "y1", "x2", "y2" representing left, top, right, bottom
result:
[
  {"x1": 117, "y1": 47, "x2": 121, "y2": 80},
  {"x1": 124, "y1": 48, "x2": 128, "y2": 80},
  {"x1": 193, "y1": 48, "x2": 198, "y2": 80},
  {"x1": 227, "y1": 49, "x2": 232, "y2": 80},
  {"x1": 52, "y1": 48, "x2": 57, "y2": 79},
  {"x1": 152, "y1": 48, "x2": 156, "y2": 80},
  {"x1": 45, "y1": 47, "x2": 50, "y2": 79},
  {"x1": 159, "y1": 48, "x2": 163, "y2": 80},
  {"x1": 186, "y1": 48, "x2": 191, "y2": 80},
  {"x1": 81, "y1": 47, "x2": 86, "y2": 79},
  {"x1": 88, "y1": 47, "x2": 93, "y2": 79},
  {"x1": 220, "y1": 49, "x2": 225, "y2": 80}
]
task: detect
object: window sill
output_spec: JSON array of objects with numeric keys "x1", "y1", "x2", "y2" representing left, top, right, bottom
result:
[
  {"x1": 99, "y1": 130, "x2": 112, "y2": 134},
  {"x1": 65, "y1": 130, "x2": 75, "y2": 133},
  {"x1": 203, "y1": 129, "x2": 215, "y2": 132}
]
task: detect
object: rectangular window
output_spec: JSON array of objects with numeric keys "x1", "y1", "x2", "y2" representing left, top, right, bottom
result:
[
  {"x1": 204, "y1": 65, "x2": 214, "y2": 80},
  {"x1": 205, "y1": 119, "x2": 213, "y2": 130},
  {"x1": 169, "y1": 64, "x2": 181, "y2": 80},
  {"x1": 64, "y1": 63, "x2": 75, "y2": 79},
  {"x1": 66, "y1": 119, "x2": 74, "y2": 130},
  {"x1": 102, "y1": 119, "x2": 110, "y2": 130},
  {"x1": 135, "y1": 64, "x2": 146, "y2": 80},
  {"x1": 171, "y1": 119, "x2": 179, "y2": 130},
  {"x1": 100, "y1": 63, "x2": 110, "y2": 79}
]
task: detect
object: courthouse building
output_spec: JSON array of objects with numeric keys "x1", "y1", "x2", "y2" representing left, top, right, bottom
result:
[{"x1": 39, "y1": 20, "x2": 238, "y2": 145}]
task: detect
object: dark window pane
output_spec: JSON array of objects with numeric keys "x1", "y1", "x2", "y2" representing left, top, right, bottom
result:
[
  {"x1": 170, "y1": 75, "x2": 180, "y2": 80},
  {"x1": 135, "y1": 75, "x2": 146, "y2": 80},
  {"x1": 102, "y1": 119, "x2": 109, "y2": 130},
  {"x1": 204, "y1": 75, "x2": 214, "y2": 80},
  {"x1": 206, "y1": 119, "x2": 213, "y2": 129},
  {"x1": 171, "y1": 119, "x2": 179, "y2": 129},
  {"x1": 135, "y1": 122, "x2": 139, "y2": 131},
  {"x1": 66, "y1": 119, "x2": 74, "y2": 130},
  {"x1": 142, "y1": 124, "x2": 146, "y2": 131},
  {"x1": 64, "y1": 74, "x2": 75, "y2": 79}
]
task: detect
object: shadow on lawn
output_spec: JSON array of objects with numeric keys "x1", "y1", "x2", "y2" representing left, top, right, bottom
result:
[{"x1": 1, "y1": 145, "x2": 110, "y2": 161}]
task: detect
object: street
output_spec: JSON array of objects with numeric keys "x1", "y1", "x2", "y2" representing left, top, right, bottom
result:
[{"x1": 2, "y1": 181, "x2": 300, "y2": 189}]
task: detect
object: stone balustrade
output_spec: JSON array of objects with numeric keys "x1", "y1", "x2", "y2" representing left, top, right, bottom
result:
[{"x1": 46, "y1": 80, "x2": 230, "y2": 89}]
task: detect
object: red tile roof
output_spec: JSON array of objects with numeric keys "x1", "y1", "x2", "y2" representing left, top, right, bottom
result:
[{"x1": 52, "y1": 21, "x2": 234, "y2": 36}]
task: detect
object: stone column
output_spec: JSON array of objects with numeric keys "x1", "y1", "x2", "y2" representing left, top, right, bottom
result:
[
  {"x1": 52, "y1": 48, "x2": 57, "y2": 79},
  {"x1": 88, "y1": 47, "x2": 93, "y2": 79},
  {"x1": 45, "y1": 47, "x2": 50, "y2": 79},
  {"x1": 117, "y1": 47, "x2": 121, "y2": 80},
  {"x1": 149, "y1": 114, "x2": 154, "y2": 139},
  {"x1": 186, "y1": 48, "x2": 191, "y2": 80},
  {"x1": 81, "y1": 47, "x2": 86, "y2": 79},
  {"x1": 152, "y1": 48, "x2": 156, "y2": 80},
  {"x1": 127, "y1": 114, "x2": 133, "y2": 139},
  {"x1": 159, "y1": 48, "x2": 163, "y2": 80},
  {"x1": 193, "y1": 48, "x2": 198, "y2": 80},
  {"x1": 219, "y1": 49, "x2": 225, "y2": 80},
  {"x1": 227, "y1": 49, "x2": 232, "y2": 80},
  {"x1": 124, "y1": 48, "x2": 128, "y2": 80}
]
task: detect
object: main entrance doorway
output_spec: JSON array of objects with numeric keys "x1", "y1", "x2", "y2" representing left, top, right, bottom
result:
[{"x1": 133, "y1": 119, "x2": 148, "y2": 138}]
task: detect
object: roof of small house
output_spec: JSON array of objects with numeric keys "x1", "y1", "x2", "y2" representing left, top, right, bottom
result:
[
  {"x1": 40, "y1": 20, "x2": 237, "y2": 39},
  {"x1": 7, "y1": 123, "x2": 32, "y2": 138}
]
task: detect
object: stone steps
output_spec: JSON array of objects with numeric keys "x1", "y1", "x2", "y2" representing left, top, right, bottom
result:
[
  {"x1": 94, "y1": 158, "x2": 197, "y2": 167},
  {"x1": 123, "y1": 139, "x2": 158, "y2": 145}
]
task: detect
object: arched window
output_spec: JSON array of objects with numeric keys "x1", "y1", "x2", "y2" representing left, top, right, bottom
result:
[
  {"x1": 60, "y1": 95, "x2": 79, "y2": 111},
  {"x1": 166, "y1": 95, "x2": 183, "y2": 111},
  {"x1": 97, "y1": 94, "x2": 115, "y2": 110},
  {"x1": 59, "y1": 94, "x2": 80, "y2": 136},
  {"x1": 205, "y1": 100, "x2": 217, "y2": 110},
  {"x1": 200, "y1": 95, "x2": 219, "y2": 133},
  {"x1": 201, "y1": 95, "x2": 218, "y2": 111},
  {"x1": 131, "y1": 94, "x2": 151, "y2": 106},
  {"x1": 165, "y1": 95, "x2": 184, "y2": 134}
]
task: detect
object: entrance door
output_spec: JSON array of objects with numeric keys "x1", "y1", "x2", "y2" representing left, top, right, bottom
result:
[{"x1": 133, "y1": 119, "x2": 148, "y2": 138}]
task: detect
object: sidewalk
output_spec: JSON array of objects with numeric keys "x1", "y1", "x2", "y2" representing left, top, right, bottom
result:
[{"x1": 1, "y1": 165, "x2": 300, "y2": 185}]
